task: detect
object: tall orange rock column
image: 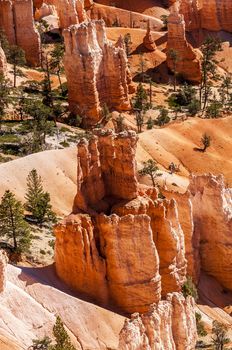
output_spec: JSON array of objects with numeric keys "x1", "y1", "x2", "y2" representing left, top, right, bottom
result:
[
  {"x1": 167, "y1": 2, "x2": 201, "y2": 83},
  {"x1": 54, "y1": 130, "x2": 188, "y2": 313},
  {"x1": 0, "y1": 0, "x2": 41, "y2": 66},
  {"x1": 63, "y1": 20, "x2": 134, "y2": 127}
]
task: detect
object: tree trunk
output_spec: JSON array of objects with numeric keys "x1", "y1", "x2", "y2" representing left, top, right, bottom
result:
[{"x1": 13, "y1": 64, "x2": 16, "y2": 88}]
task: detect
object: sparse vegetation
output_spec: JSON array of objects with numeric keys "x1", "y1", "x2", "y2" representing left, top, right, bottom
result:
[
  {"x1": 25, "y1": 169, "x2": 56, "y2": 225},
  {"x1": 0, "y1": 190, "x2": 31, "y2": 253},
  {"x1": 182, "y1": 276, "x2": 198, "y2": 300},
  {"x1": 139, "y1": 159, "x2": 162, "y2": 187}
]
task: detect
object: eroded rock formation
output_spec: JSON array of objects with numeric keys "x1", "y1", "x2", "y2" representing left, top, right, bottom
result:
[
  {"x1": 118, "y1": 293, "x2": 197, "y2": 350},
  {"x1": 143, "y1": 21, "x2": 156, "y2": 51},
  {"x1": 63, "y1": 20, "x2": 134, "y2": 127},
  {"x1": 0, "y1": 0, "x2": 40, "y2": 66},
  {"x1": 167, "y1": 2, "x2": 201, "y2": 82},
  {"x1": 55, "y1": 130, "x2": 187, "y2": 313},
  {"x1": 189, "y1": 174, "x2": 232, "y2": 290},
  {"x1": 0, "y1": 251, "x2": 8, "y2": 293},
  {"x1": 46, "y1": 0, "x2": 87, "y2": 28},
  {"x1": 176, "y1": 0, "x2": 232, "y2": 33}
]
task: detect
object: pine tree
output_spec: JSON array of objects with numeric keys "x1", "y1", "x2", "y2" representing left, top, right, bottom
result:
[
  {"x1": 201, "y1": 133, "x2": 211, "y2": 152},
  {"x1": 51, "y1": 316, "x2": 76, "y2": 350},
  {"x1": 139, "y1": 159, "x2": 162, "y2": 187},
  {"x1": 0, "y1": 190, "x2": 31, "y2": 252},
  {"x1": 25, "y1": 169, "x2": 56, "y2": 224},
  {"x1": 7, "y1": 45, "x2": 26, "y2": 88}
]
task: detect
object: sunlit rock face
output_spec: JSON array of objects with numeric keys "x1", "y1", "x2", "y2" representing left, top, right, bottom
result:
[
  {"x1": 55, "y1": 130, "x2": 187, "y2": 313},
  {"x1": 167, "y1": 2, "x2": 201, "y2": 83},
  {"x1": 0, "y1": 0, "x2": 41, "y2": 66},
  {"x1": 63, "y1": 20, "x2": 134, "y2": 127},
  {"x1": 189, "y1": 174, "x2": 232, "y2": 290},
  {"x1": 118, "y1": 293, "x2": 197, "y2": 350}
]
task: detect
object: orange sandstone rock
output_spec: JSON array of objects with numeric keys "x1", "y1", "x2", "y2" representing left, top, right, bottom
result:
[
  {"x1": 189, "y1": 174, "x2": 232, "y2": 290},
  {"x1": 143, "y1": 21, "x2": 156, "y2": 52},
  {"x1": 0, "y1": 0, "x2": 41, "y2": 66},
  {"x1": 167, "y1": 2, "x2": 201, "y2": 83},
  {"x1": 63, "y1": 20, "x2": 134, "y2": 127},
  {"x1": 118, "y1": 293, "x2": 197, "y2": 350},
  {"x1": 55, "y1": 131, "x2": 188, "y2": 313}
]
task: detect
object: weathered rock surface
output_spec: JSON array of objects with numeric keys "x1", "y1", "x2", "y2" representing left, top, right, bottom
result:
[
  {"x1": 46, "y1": 0, "x2": 87, "y2": 29},
  {"x1": 189, "y1": 174, "x2": 232, "y2": 290},
  {"x1": 143, "y1": 21, "x2": 156, "y2": 51},
  {"x1": 177, "y1": 0, "x2": 232, "y2": 33},
  {"x1": 63, "y1": 20, "x2": 134, "y2": 127},
  {"x1": 90, "y1": 3, "x2": 163, "y2": 31},
  {"x1": 118, "y1": 293, "x2": 197, "y2": 350},
  {"x1": 0, "y1": 0, "x2": 41, "y2": 66},
  {"x1": 0, "y1": 264, "x2": 125, "y2": 349},
  {"x1": 73, "y1": 130, "x2": 138, "y2": 213},
  {"x1": 0, "y1": 251, "x2": 7, "y2": 293},
  {"x1": 0, "y1": 45, "x2": 7, "y2": 75},
  {"x1": 167, "y1": 2, "x2": 201, "y2": 82},
  {"x1": 55, "y1": 131, "x2": 187, "y2": 313}
]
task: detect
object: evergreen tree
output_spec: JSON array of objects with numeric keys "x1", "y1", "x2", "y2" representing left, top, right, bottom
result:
[
  {"x1": 201, "y1": 133, "x2": 211, "y2": 152},
  {"x1": 0, "y1": 190, "x2": 31, "y2": 252},
  {"x1": 133, "y1": 82, "x2": 148, "y2": 112},
  {"x1": 206, "y1": 95, "x2": 222, "y2": 118},
  {"x1": 30, "y1": 337, "x2": 52, "y2": 350},
  {"x1": 51, "y1": 316, "x2": 76, "y2": 350},
  {"x1": 0, "y1": 74, "x2": 12, "y2": 128},
  {"x1": 139, "y1": 159, "x2": 162, "y2": 187},
  {"x1": 168, "y1": 49, "x2": 179, "y2": 92},
  {"x1": 50, "y1": 43, "x2": 65, "y2": 94},
  {"x1": 200, "y1": 37, "x2": 222, "y2": 110},
  {"x1": 25, "y1": 169, "x2": 56, "y2": 224},
  {"x1": 123, "y1": 33, "x2": 132, "y2": 57},
  {"x1": 155, "y1": 108, "x2": 170, "y2": 126},
  {"x1": 211, "y1": 321, "x2": 230, "y2": 350},
  {"x1": 7, "y1": 45, "x2": 26, "y2": 88}
]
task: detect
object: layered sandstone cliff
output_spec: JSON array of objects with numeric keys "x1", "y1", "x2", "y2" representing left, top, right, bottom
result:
[
  {"x1": 119, "y1": 293, "x2": 197, "y2": 350},
  {"x1": 63, "y1": 20, "x2": 134, "y2": 127},
  {"x1": 167, "y1": 2, "x2": 201, "y2": 82},
  {"x1": 55, "y1": 130, "x2": 187, "y2": 313},
  {"x1": 0, "y1": 0, "x2": 40, "y2": 66}
]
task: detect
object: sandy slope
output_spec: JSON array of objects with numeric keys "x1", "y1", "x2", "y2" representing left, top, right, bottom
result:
[
  {"x1": 0, "y1": 264, "x2": 125, "y2": 350},
  {"x1": 137, "y1": 116, "x2": 232, "y2": 189},
  {"x1": 0, "y1": 147, "x2": 77, "y2": 216}
]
